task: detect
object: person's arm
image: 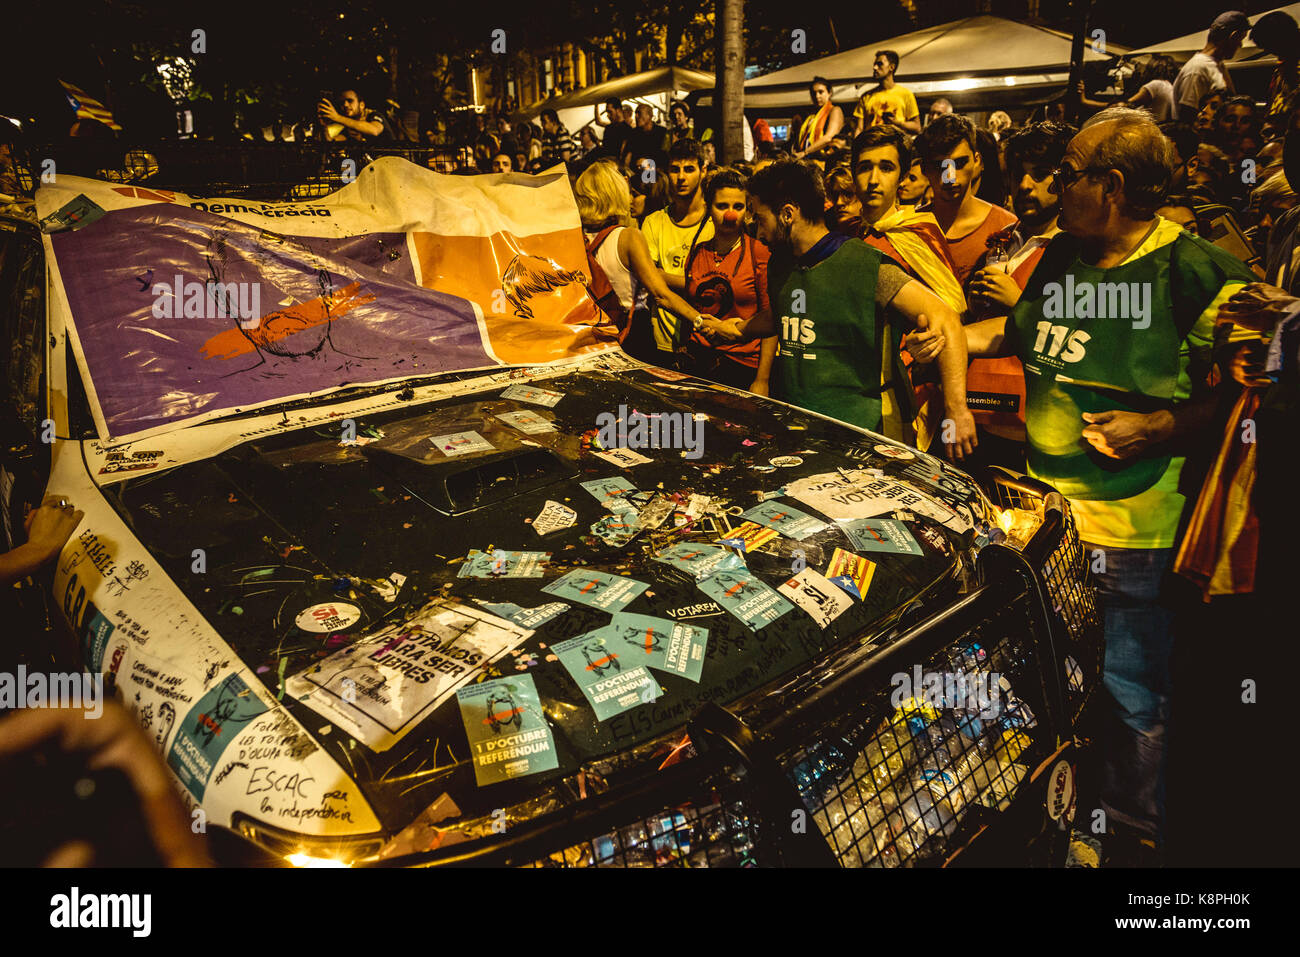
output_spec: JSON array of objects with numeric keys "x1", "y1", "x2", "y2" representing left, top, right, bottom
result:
[
  {"x1": 890, "y1": 90, "x2": 922, "y2": 134},
  {"x1": 317, "y1": 101, "x2": 383, "y2": 138},
  {"x1": 891, "y1": 115, "x2": 922, "y2": 135},
  {"x1": 969, "y1": 266, "x2": 1023, "y2": 309},
  {"x1": 1126, "y1": 84, "x2": 1155, "y2": 109},
  {"x1": 852, "y1": 99, "x2": 866, "y2": 138},
  {"x1": 1080, "y1": 397, "x2": 1217, "y2": 460},
  {"x1": 0, "y1": 497, "x2": 84, "y2": 588},
  {"x1": 891, "y1": 279, "x2": 976, "y2": 459},
  {"x1": 658, "y1": 269, "x2": 687, "y2": 293},
  {"x1": 1219, "y1": 60, "x2": 1235, "y2": 94},
  {"x1": 700, "y1": 305, "x2": 776, "y2": 342},
  {"x1": 623, "y1": 228, "x2": 711, "y2": 325},
  {"x1": 751, "y1": 335, "x2": 778, "y2": 395},
  {"x1": 0, "y1": 701, "x2": 212, "y2": 867},
  {"x1": 1084, "y1": 279, "x2": 1247, "y2": 459},
  {"x1": 798, "y1": 107, "x2": 844, "y2": 157},
  {"x1": 1075, "y1": 80, "x2": 1113, "y2": 110}
]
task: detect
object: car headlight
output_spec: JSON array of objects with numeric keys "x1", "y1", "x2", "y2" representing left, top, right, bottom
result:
[{"x1": 232, "y1": 813, "x2": 386, "y2": 867}]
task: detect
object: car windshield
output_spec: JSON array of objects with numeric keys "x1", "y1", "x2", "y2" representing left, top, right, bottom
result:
[{"x1": 37, "y1": 159, "x2": 616, "y2": 442}]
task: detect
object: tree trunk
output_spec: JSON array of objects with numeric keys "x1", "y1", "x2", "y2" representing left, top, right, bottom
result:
[
  {"x1": 717, "y1": 0, "x2": 744, "y2": 164},
  {"x1": 1066, "y1": 0, "x2": 1092, "y2": 124}
]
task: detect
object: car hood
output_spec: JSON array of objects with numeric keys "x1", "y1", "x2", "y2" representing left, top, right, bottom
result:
[{"x1": 103, "y1": 358, "x2": 995, "y2": 841}]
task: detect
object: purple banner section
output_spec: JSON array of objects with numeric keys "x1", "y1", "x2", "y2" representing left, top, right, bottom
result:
[{"x1": 51, "y1": 204, "x2": 492, "y2": 438}]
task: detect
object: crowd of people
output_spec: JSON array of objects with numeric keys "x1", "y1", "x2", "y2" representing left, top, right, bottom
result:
[{"x1": 561, "y1": 11, "x2": 1295, "y2": 867}]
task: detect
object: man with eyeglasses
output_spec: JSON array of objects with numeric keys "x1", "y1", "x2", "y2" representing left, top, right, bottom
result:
[
  {"x1": 910, "y1": 106, "x2": 1255, "y2": 864},
  {"x1": 913, "y1": 113, "x2": 1019, "y2": 284}
]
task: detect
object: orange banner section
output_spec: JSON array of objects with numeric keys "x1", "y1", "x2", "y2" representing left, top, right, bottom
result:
[{"x1": 412, "y1": 227, "x2": 617, "y2": 365}]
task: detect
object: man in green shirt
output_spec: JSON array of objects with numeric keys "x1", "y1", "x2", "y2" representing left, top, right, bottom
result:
[
  {"x1": 700, "y1": 160, "x2": 975, "y2": 460},
  {"x1": 911, "y1": 106, "x2": 1255, "y2": 860}
]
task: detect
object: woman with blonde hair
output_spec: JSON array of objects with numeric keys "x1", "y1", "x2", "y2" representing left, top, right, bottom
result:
[{"x1": 574, "y1": 160, "x2": 714, "y2": 361}]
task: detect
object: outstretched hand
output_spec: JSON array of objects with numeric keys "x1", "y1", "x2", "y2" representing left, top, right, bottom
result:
[{"x1": 903, "y1": 313, "x2": 946, "y2": 364}]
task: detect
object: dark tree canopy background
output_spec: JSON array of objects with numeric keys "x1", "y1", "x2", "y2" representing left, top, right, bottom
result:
[{"x1": 0, "y1": 0, "x2": 1284, "y2": 139}]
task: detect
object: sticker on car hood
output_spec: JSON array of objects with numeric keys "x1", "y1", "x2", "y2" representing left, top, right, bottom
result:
[
  {"x1": 838, "y1": 518, "x2": 923, "y2": 556},
  {"x1": 739, "y1": 500, "x2": 828, "y2": 540},
  {"x1": 697, "y1": 569, "x2": 795, "y2": 631},
  {"x1": 601, "y1": 613, "x2": 709, "y2": 682},
  {"x1": 779, "y1": 568, "x2": 854, "y2": 628},
  {"x1": 532, "y1": 501, "x2": 577, "y2": 536},
  {"x1": 553, "y1": 633, "x2": 660, "y2": 720},
  {"x1": 285, "y1": 601, "x2": 532, "y2": 752},
  {"x1": 458, "y1": 675, "x2": 559, "y2": 787},
  {"x1": 785, "y1": 470, "x2": 974, "y2": 532},
  {"x1": 542, "y1": 569, "x2": 649, "y2": 612},
  {"x1": 458, "y1": 549, "x2": 550, "y2": 578},
  {"x1": 167, "y1": 672, "x2": 269, "y2": 801},
  {"x1": 500, "y1": 384, "x2": 564, "y2": 406},
  {"x1": 295, "y1": 602, "x2": 363, "y2": 633}
]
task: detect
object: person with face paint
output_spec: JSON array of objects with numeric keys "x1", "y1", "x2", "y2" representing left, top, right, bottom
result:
[{"x1": 683, "y1": 169, "x2": 776, "y2": 392}]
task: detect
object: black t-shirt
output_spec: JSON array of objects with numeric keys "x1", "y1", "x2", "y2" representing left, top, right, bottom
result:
[
  {"x1": 626, "y1": 124, "x2": 669, "y2": 168},
  {"x1": 601, "y1": 122, "x2": 633, "y2": 163}
]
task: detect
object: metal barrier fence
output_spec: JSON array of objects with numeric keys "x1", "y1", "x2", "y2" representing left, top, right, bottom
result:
[{"x1": 10, "y1": 141, "x2": 475, "y2": 201}]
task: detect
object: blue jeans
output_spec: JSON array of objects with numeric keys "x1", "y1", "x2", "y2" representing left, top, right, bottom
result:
[{"x1": 1082, "y1": 542, "x2": 1177, "y2": 843}]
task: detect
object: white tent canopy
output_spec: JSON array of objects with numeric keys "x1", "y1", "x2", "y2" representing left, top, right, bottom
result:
[
  {"x1": 1124, "y1": 2, "x2": 1299, "y2": 60},
  {"x1": 706, "y1": 15, "x2": 1125, "y2": 113},
  {"x1": 520, "y1": 66, "x2": 714, "y2": 134}
]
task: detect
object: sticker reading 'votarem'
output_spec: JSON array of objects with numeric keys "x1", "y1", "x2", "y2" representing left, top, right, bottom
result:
[
  {"x1": 553, "y1": 632, "x2": 659, "y2": 720},
  {"x1": 697, "y1": 569, "x2": 794, "y2": 631},
  {"x1": 740, "y1": 501, "x2": 828, "y2": 540},
  {"x1": 603, "y1": 613, "x2": 708, "y2": 682},
  {"x1": 542, "y1": 569, "x2": 648, "y2": 612},
  {"x1": 458, "y1": 674, "x2": 558, "y2": 786},
  {"x1": 167, "y1": 673, "x2": 269, "y2": 801},
  {"x1": 501, "y1": 385, "x2": 564, "y2": 407},
  {"x1": 838, "y1": 518, "x2": 923, "y2": 556}
]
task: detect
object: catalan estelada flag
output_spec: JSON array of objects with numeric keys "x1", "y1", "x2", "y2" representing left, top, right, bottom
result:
[{"x1": 59, "y1": 80, "x2": 122, "y2": 131}]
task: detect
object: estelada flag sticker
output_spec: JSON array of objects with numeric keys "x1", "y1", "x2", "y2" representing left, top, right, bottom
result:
[
  {"x1": 826, "y1": 547, "x2": 876, "y2": 600},
  {"x1": 717, "y1": 521, "x2": 778, "y2": 553}
]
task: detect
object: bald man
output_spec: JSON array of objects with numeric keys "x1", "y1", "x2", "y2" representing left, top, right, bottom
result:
[{"x1": 911, "y1": 107, "x2": 1255, "y2": 861}]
